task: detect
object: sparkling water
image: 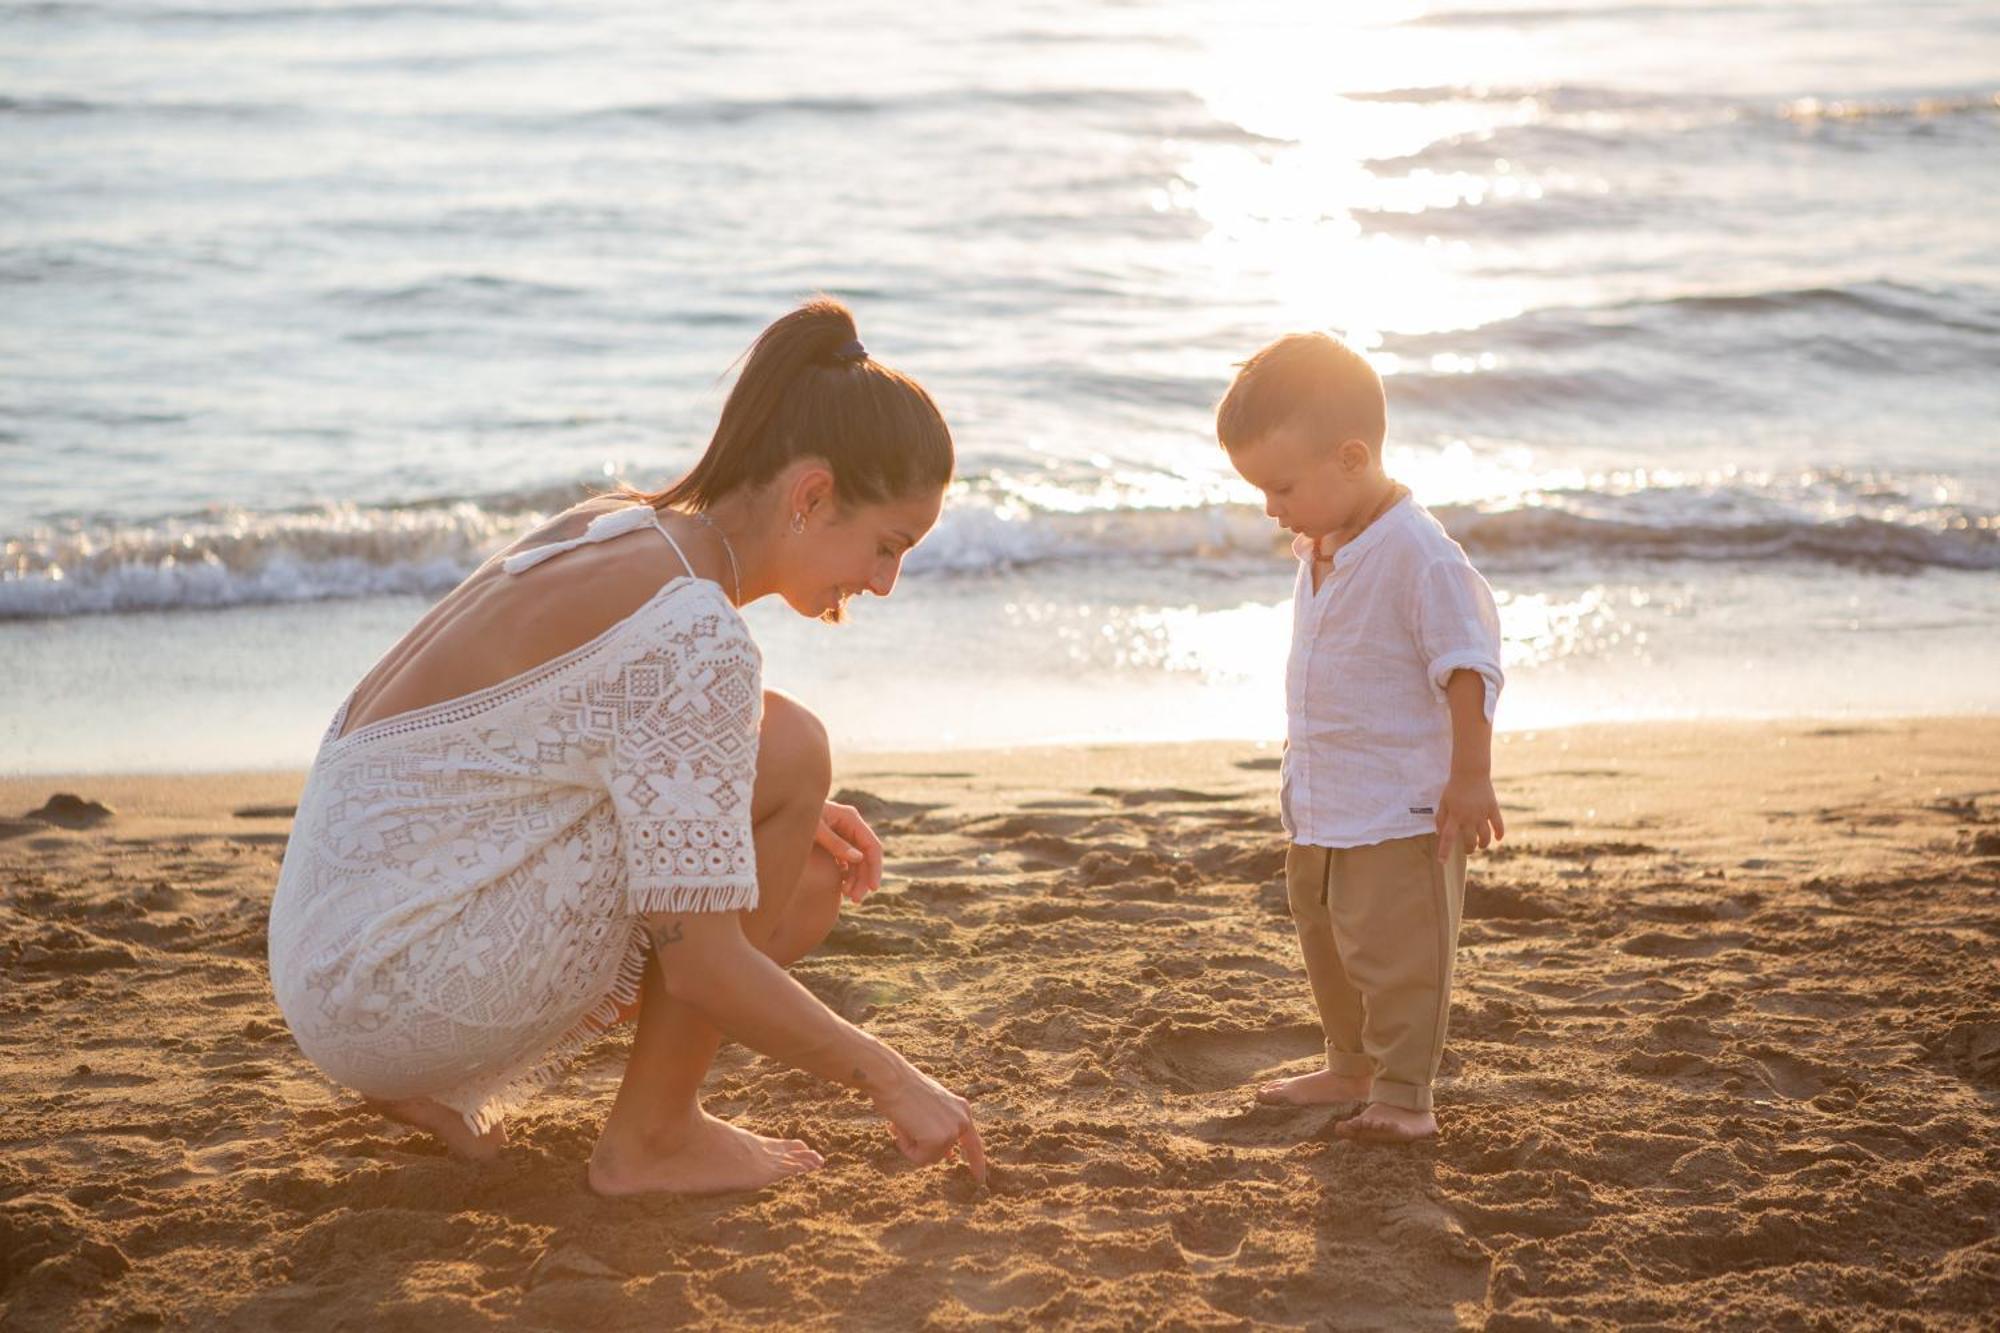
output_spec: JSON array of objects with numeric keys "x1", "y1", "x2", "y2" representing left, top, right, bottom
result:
[{"x1": 4, "y1": 0, "x2": 1998, "y2": 769}]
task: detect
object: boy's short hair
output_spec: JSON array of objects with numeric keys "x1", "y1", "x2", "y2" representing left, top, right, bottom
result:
[{"x1": 1216, "y1": 332, "x2": 1386, "y2": 455}]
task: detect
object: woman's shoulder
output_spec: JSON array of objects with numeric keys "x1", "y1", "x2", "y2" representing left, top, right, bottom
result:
[
  {"x1": 607, "y1": 572, "x2": 760, "y2": 672},
  {"x1": 500, "y1": 500, "x2": 739, "y2": 635}
]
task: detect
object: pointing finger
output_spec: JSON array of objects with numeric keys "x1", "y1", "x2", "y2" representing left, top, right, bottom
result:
[{"x1": 960, "y1": 1122, "x2": 989, "y2": 1187}]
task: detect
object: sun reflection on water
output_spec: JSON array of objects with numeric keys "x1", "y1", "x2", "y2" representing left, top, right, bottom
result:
[
  {"x1": 1169, "y1": 4, "x2": 1559, "y2": 341},
  {"x1": 1004, "y1": 577, "x2": 1669, "y2": 701}
]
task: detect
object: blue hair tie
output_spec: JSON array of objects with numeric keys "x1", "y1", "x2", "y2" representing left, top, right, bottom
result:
[{"x1": 832, "y1": 338, "x2": 867, "y2": 364}]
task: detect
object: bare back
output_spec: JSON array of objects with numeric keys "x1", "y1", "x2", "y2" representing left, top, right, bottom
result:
[{"x1": 337, "y1": 498, "x2": 730, "y2": 741}]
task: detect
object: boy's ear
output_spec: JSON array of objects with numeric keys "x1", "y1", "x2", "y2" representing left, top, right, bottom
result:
[{"x1": 1335, "y1": 438, "x2": 1373, "y2": 474}]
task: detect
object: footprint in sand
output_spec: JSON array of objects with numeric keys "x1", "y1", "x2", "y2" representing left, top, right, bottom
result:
[
  {"x1": 63, "y1": 1065, "x2": 157, "y2": 1089},
  {"x1": 1740, "y1": 1046, "x2": 1831, "y2": 1100},
  {"x1": 943, "y1": 1267, "x2": 1066, "y2": 1317},
  {"x1": 1465, "y1": 882, "x2": 1561, "y2": 921},
  {"x1": 1088, "y1": 786, "x2": 1235, "y2": 807},
  {"x1": 1133, "y1": 1020, "x2": 1323, "y2": 1093},
  {"x1": 1619, "y1": 930, "x2": 1750, "y2": 960},
  {"x1": 1170, "y1": 1210, "x2": 1249, "y2": 1273},
  {"x1": 1938, "y1": 1018, "x2": 2000, "y2": 1084}
]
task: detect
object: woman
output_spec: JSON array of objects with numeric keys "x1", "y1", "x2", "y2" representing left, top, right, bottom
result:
[{"x1": 267, "y1": 299, "x2": 984, "y2": 1195}]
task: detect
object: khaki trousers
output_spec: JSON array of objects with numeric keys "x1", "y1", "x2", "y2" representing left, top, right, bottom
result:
[{"x1": 1284, "y1": 834, "x2": 1466, "y2": 1112}]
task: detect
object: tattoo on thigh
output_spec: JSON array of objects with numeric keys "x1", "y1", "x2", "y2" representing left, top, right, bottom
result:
[{"x1": 647, "y1": 919, "x2": 686, "y2": 950}]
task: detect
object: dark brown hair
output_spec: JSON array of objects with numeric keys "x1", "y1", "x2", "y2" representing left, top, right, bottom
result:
[
  {"x1": 1215, "y1": 331, "x2": 1386, "y2": 455},
  {"x1": 629, "y1": 297, "x2": 953, "y2": 513}
]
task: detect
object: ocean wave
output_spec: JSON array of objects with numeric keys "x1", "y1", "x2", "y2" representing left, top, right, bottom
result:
[
  {"x1": 1385, "y1": 281, "x2": 2000, "y2": 363},
  {"x1": 0, "y1": 94, "x2": 291, "y2": 120},
  {"x1": 1779, "y1": 92, "x2": 2000, "y2": 123},
  {"x1": 1347, "y1": 83, "x2": 1695, "y2": 111},
  {"x1": 6, "y1": 481, "x2": 1994, "y2": 620},
  {"x1": 571, "y1": 85, "x2": 1216, "y2": 132},
  {"x1": 1630, "y1": 283, "x2": 2000, "y2": 336},
  {"x1": 1404, "y1": 2, "x2": 1775, "y2": 29},
  {"x1": 1372, "y1": 87, "x2": 1997, "y2": 169},
  {"x1": 1436, "y1": 501, "x2": 1999, "y2": 572},
  {"x1": 323, "y1": 273, "x2": 590, "y2": 311},
  {"x1": 147, "y1": 0, "x2": 525, "y2": 24}
]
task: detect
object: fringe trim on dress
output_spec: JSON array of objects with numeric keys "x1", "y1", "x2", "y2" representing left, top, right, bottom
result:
[
  {"x1": 434, "y1": 876, "x2": 761, "y2": 1138},
  {"x1": 629, "y1": 876, "x2": 762, "y2": 918}
]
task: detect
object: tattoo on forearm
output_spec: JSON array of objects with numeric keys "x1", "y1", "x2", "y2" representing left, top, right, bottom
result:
[{"x1": 647, "y1": 919, "x2": 686, "y2": 950}]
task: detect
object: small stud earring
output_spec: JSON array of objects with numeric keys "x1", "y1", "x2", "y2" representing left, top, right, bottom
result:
[{"x1": 790, "y1": 511, "x2": 806, "y2": 535}]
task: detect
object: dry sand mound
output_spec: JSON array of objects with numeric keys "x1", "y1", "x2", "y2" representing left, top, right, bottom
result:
[{"x1": 1, "y1": 723, "x2": 1996, "y2": 1329}]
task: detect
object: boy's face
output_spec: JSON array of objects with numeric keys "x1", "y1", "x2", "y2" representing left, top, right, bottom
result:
[{"x1": 1227, "y1": 417, "x2": 1380, "y2": 542}]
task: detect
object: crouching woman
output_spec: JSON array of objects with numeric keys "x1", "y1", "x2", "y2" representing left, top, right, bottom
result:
[{"x1": 266, "y1": 299, "x2": 983, "y2": 1194}]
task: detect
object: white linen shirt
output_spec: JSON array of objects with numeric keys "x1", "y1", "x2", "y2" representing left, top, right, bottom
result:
[{"x1": 1281, "y1": 495, "x2": 1504, "y2": 849}]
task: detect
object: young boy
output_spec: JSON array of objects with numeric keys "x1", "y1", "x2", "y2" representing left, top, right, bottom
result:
[{"x1": 1218, "y1": 332, "x2": 1505, "y2": 1145}]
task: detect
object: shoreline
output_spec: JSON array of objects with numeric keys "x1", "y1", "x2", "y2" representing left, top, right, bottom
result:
[
  {"x1": 3, "y1": 715, "x2": 1996, "y2": 1327},
  {"x1": 7, "y1": 555, "x2": 1998, "y2": 775},
  {"x1": 4, "y1": 708, "x2": 1996, "y2": 789}
]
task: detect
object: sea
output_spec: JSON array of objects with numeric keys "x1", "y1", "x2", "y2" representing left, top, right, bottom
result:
[{"x1": 4, "y1": 0, "x2": 1998, "y2": 772}]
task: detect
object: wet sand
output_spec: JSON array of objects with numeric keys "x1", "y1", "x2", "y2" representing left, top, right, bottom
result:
[{"x1": 2, "y1": 719, "x2": 1997, "y2": 1329}]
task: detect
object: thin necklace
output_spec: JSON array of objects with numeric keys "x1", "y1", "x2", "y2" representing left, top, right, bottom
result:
[{"x1": 692, "y1": 511, "x2": 742, "y2": 605}]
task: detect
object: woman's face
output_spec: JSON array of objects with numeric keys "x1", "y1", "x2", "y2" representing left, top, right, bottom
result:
[{"x1": 786, "y1": 486, "x2": 945, "y2": 623}]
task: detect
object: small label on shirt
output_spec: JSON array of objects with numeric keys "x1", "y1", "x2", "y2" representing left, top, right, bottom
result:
[{"x1": 1409, "y1": 806, "x2": 1435, "y2": 815}]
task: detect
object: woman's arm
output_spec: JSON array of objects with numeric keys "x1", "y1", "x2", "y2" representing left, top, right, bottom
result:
[{"x1": 642, "y1": 908, "x2": 987, "y2": 1181}]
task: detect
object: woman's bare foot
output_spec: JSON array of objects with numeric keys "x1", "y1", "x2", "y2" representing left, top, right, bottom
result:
[
  {"x1": 1333, "y1": 1101, "x2": 1438, "y2": 1144},
  {"x1": 364, "y1": 1096, "x2": 507, "y2": 1160},
  {"x1": 1254, "y1": 1069, "x2": 1373, "y2": 1106},
  {"x1": 587, "y1": 1108, "x2": 824, "y2": 1197}
]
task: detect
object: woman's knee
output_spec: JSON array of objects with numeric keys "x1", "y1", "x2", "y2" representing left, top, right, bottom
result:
[
  {"x1": 753, "y1": 690, "x2": 831, "y2": 817},
  {"x1": 761, "y1": 848, "x2": 844, "y2": 966}
]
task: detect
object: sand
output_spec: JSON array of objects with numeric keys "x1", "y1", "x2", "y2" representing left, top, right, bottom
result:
[{"x1": 2, "y1": 719, "x2": 1997, "y2": 1330}]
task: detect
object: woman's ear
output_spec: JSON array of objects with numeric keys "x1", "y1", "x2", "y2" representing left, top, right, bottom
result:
[{"x1": 786, "y1": 460, "x2": 837, "y2": 524}]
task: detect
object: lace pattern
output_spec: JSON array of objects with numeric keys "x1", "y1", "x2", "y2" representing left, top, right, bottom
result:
[{"x1": 267, "y1": 578, "x2": 761, "y2": 1134}]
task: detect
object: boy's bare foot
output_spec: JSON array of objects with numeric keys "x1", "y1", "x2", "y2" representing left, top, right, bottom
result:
[
  {"x1": 364, "y1": 1096, "x2": 507, "y2": 1160},
  {"x1": 1333, "y1": 1101, "x2": 1437, "y2": 1144},
  {"x1": 587, "y1": 1109, "x2": 824, "y2": 1197},
  {"x1": 1253, "y1": 1069, "x2": 1373, "y2": 1106}
]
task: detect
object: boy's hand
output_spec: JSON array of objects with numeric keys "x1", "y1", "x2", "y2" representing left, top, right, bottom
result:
[{"x1": 1435, "y1": 774, "x2": 1504, "y2": 861}]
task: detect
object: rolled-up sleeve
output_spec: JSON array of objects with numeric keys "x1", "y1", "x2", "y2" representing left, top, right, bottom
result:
[{"x1": 1415, "y1": 557, "x2": 1505, "y2": 722}]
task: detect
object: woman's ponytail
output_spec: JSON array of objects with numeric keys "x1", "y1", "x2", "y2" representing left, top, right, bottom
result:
[{"x1": 646, "y1": 298, "x2": 952, "y2": 512}]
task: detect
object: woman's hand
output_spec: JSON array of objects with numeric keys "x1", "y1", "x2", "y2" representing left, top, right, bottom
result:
[
  {"x1": 651, "y1": 910, "x2": 984, "y2": 1184},
  {"x1": 868, "y1": 1061, "x2": 988, "y2": 1186},
  {"x1": 814, "y1": 800, "x2": 883, "y2": 904}
]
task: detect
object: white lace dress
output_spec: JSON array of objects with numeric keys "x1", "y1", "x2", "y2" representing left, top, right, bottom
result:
[{"x1": 267, "y1": 506, "x2": 762, "y2": 1134}]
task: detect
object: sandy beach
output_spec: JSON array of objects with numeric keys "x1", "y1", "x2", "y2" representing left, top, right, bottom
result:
[{"x1": 2, "y1": 717, "x2": 1996, "y2": 1330}]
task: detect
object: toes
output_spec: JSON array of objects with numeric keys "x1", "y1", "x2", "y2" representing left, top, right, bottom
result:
[{"x1": 1335, "y1": 1115, "x2": 1431, "y2": 1144}]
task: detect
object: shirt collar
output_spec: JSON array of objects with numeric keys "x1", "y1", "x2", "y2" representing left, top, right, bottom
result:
[{"x1": 1293, "y1": 491, "x2": 1413, "y2": 569}]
